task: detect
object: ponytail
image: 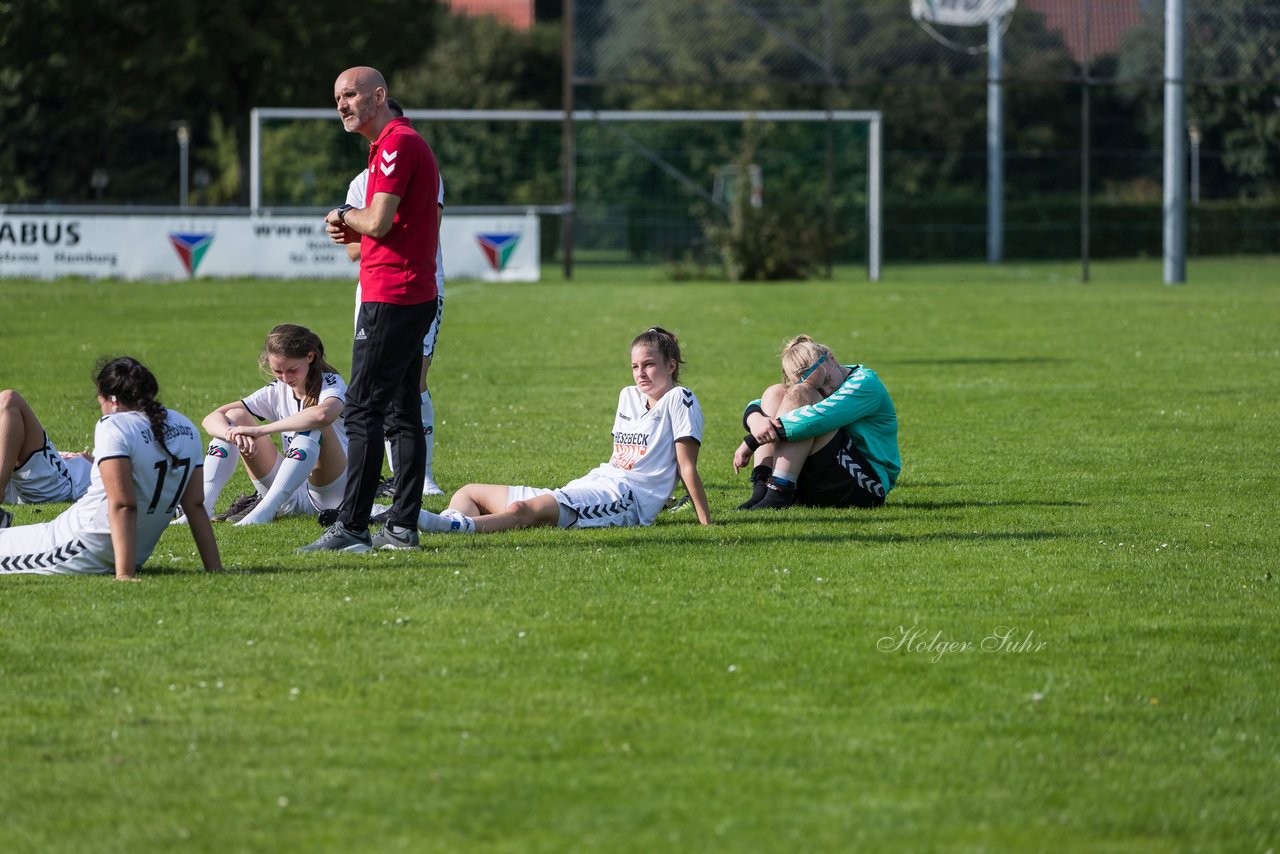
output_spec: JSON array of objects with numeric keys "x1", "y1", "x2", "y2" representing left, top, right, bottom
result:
[{"x1": 94, "y1": 356, "x2": 175, "y2": 461}]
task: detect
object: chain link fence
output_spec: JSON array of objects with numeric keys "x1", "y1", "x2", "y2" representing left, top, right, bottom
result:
[{"x1": 568, "y1": 0, "x2": 1280, "y2": 265}]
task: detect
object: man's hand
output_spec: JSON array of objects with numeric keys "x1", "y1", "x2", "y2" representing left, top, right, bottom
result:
[{"x1": 325, "y1": 209, "x2": 355, "y2": 245}]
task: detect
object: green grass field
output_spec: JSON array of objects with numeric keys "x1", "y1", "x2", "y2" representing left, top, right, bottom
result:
[{"x1": 1, "y1": 258, "x2": 1277, "y2": 852}]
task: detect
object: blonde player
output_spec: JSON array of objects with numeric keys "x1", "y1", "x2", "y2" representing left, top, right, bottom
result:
[
  {"x1": 198, "y1": 324, "x2": 348, "y2": 526},
  {"x1": 0, "y1": 389, "x2": 93, "y2": 528},
  {"x1": 388, "y1": 327, "x2": 711, "y2": 545},
  {"x1": 0, "y1": 357, "x2": 220, "y2": 579},
  {"x1": 732, "y1": 334, "x2": 900, "y2": 511},
  {"x1": 344, "y1": 96, "x2": 446, "y2": 497}
]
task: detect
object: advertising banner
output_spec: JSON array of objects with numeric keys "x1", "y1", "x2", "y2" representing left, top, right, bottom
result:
[{"x1": 0, "y1": 212, "x2": 539, "y2": 282}]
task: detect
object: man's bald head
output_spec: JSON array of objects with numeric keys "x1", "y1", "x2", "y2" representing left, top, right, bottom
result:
[{"x1": 334, "y1": 66, "x2": 394, "y2": 141}]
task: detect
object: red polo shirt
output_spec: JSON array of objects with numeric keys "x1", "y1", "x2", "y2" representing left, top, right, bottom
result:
[{"x1": 359, "y1": 117, "x2": 440, "y2": 304}]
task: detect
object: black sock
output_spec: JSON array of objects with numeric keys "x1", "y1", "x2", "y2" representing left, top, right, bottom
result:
[
  {"x1": 747, "y1": 476, "x2": 798, "y2": 511},
  {"x1": 737, "y1": 465, "x2": 774, "y2": 510}
]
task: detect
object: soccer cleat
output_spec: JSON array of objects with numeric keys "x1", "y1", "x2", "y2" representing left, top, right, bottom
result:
[
  {"x1": 212, "y1": 492, "x2": 261, "y2": 523},
  {"x1": 368, "y1": 503, "x2": 393, "y2": 524},
  {"x1": 0, "y1": 507, "x2": 12, "y2": 529},
  {"x1": 439, "y1": 508, "x2": 476, "y2": 534},
  {"x1": 317, "y1": 508, "x2": 340, "y2": 527},
  {"x1": 423, "y1": 478, "x2": 445, "y2": 497},
  {"x1": 665, "y1": 494, "x2": 692, "y2": 513},
  {"x1": 736, "y1": 481, "x2": 770, "y2": 510},
  {"x1": 371, "y1": 523, "x2": 419, "y2": 550},
  {"x1": 374, "y1": 476, "x2": 396, "y2": 499},
  {"x1": 736, "y1": 465, "x2": 775, "y2": 510},
  {"x1": 746, "y1": 479, "x2": 798, "y2": 511},
  {"x1": 295, "y1": 522, "x2": 373, "y2": 554},
  {"x1": 169, "y1": 506, "x2": 189, "y2": 526}
]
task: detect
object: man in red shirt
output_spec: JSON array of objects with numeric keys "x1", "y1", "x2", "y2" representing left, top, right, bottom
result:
[{"x1": 300, "y1": 66, "x2": 440, "y2": 554}]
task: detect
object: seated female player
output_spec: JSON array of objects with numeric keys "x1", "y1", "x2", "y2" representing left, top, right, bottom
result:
[
  {"x1": 0, "y1": 357, "x2": 221, "y2": 579},
  {"x1": 197, "y1": 324, "x2": 348, "y2": 526},
  {"x1": 732, "y1": 334, "x2": 900, "y2": 511},
  {"x1": 380, "y1": 327, "x2": 711, "y2": 546}
]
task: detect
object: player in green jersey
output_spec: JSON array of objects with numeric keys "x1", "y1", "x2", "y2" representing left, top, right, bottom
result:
[{"x1": 733, "y1": 334, "x2": 901, "y2": 511}]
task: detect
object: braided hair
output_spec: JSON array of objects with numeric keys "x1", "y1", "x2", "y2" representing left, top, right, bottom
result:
[
  {"x1": 94, "y1": 356, "x2": 175, "y2": 461},
  {"x1": 631, "y1": 326, "x2": 684, "y2": 383},
  {"x1": 260, "y1": 324, "x2": 337, "y2": 408}
]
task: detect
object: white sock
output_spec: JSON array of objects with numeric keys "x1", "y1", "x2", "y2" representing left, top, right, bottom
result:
[
  {"x1": 202, "y1": 438, "x2": 240, "y2": 515},
  {"x1": 248, "y1": 455, "x2": 279, "y2": 498},
  {"x1": 421, "y1": 389, "x2": 437, "y2": 486},
  {"x1": 418, "y1": 507, "x2": 474, "y2": 534},
  {"x1": 237, "y1": 433, "x2": 320, "y2": 526}
]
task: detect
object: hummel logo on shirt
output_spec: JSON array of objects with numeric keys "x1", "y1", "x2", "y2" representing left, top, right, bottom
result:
[{"x1": 380, "y1": 149, "x2": 398, "y2": 177}]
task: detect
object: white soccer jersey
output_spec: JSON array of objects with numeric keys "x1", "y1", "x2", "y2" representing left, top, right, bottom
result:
[
  {"x1": 573, "y1": 385, "x2": 704, "y2": 525},
  {"x1": 0, "y1": 409, "x2": 204, "y2": 575},
  {"x1": 347, "y1": 169, "x2": 446, "y2": 294},
  {"x1": 240, "y1": 373, "x2": 349, "y2": 454}
]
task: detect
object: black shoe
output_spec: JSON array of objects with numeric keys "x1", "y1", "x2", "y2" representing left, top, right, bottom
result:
[
  {"x1": 371, "y1": 523, "x2": 419, "y2": 550},
  {"x1": 736, "y1": 480, "x2": 770, "y2": 510},
  {"x1": 317, "y1": 508, "x2": 340, "y2": 527},
  {"x1": 0, "y1": 507, "x2": 12, "y2": 529},
  {"x1": 374, "y1": 476, "x2": 396, "y2": 499},
  {"x1": 736, "y1": 465, "x2": 774, "y2": 510},
  {"x1": 296, "y1": 522, "x2": 373, "y2": 554},
  {"x1": 212, "y1": 492, "x2": 261, "y2": 522},
  {"x1": 745, "y1": 479, "x2": 798, "y2": 511}
]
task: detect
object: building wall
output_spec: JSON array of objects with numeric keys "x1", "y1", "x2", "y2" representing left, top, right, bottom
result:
[{"x1": 447, "y1": 0, "x2": 535, "y2": 30}]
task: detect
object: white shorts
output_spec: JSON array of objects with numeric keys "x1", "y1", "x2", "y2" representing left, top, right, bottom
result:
[
  {"x1": 3, "y1": 437, "x2": 91, "y2": 505},
  {"x1": 274, "y1": 471, "x2": 348, "y2": 518},
  {"x1": 506, "y1": 475, "x2": 642, "y2": 530},
  {"x1": 356, "y1": 288, "x2": 443, "y2": 360},
  {"x1": 0, "y1": 521, "x2": 112, "y2": 575}
]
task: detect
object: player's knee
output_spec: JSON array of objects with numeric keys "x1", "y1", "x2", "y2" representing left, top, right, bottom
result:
[
  {"x1": 782, "y1": 383, "x2": 823, "y2": 409},
  {"x1": 506, "y1": 499, "x2": 536, "y2": 523},
  {"x1": 760, "y1": 383, "x2": 788, "y2": 414}
]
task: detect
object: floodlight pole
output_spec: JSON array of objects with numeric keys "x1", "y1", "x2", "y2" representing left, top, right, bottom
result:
[
  {"x1": 1163, "y1": 0, "x2": 1187, "y2": 284},
  {"x1": 1080, "y1": 0, "x2": 1092, "y2": 284},
  {"x1": 561, "y1": 0, "x2": 576, "y2": 280},
  {"x1": 987, "y1": 16, "x2": 1004, "y2": 264},
  {"x1": 172, "y1": 121, "x2": 191, "y2": 209},
  {"x1": 250, "y1": 108, "x2": 261, "y2": 211}
]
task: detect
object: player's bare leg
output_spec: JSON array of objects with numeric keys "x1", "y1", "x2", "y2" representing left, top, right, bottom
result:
[{"x1": 0, "y1": 390, "x2": 48, "y2": 500}]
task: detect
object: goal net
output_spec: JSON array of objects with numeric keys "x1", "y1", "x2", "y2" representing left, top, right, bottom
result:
[{"x1": 250, "y1": 108, "x2": 882, "y2": 279}]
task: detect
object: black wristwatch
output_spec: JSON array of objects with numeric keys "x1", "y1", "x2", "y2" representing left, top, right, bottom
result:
[{"x1": 336, "y1": 204, "x2": 355, "y2": 224}]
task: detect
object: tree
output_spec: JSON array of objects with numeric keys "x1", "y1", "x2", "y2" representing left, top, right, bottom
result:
[{"x1": 0, "y1": 0, "x2": 446, "y2": 205}]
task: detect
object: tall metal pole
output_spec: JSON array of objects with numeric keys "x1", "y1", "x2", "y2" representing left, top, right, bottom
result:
[
  {"x1": 987, "y1": 16, "x2": 1004, "y2": 264},
  {"x1": 249, "y1": 109, "x2": 261, "y2": 210},
  {"x1": 868, "y1": 115, "x2": 882, "y2": 282},
  {"x1": 823, "y1": 0, "x2": 835, "y2": 279},
  {"x1": 176, "y1": 122, "x2": 191, "y2": 209},
  {"x1": 1080, "y1": 0, "x2": 1092, "y2": 283},
  {"x1": 561, "y1": 0, "x2": 576, "y2": 280},
  {"x1": 1163, "y1": 0, "x2": 1186, "y2": 284}
]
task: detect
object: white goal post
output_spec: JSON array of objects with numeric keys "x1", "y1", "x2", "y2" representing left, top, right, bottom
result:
[{"x1": 250, "y1": 108, "x2": 882, "y2": 280}]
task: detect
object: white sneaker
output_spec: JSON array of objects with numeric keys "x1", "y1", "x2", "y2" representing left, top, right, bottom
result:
[{"x1": 423, "y1": 479, "x2": 444, "y2": 497}]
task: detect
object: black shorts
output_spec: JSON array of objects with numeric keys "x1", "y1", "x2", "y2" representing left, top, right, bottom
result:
[{"x1": 795, "y1": 431, "x2": 887, "y2": 509}]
